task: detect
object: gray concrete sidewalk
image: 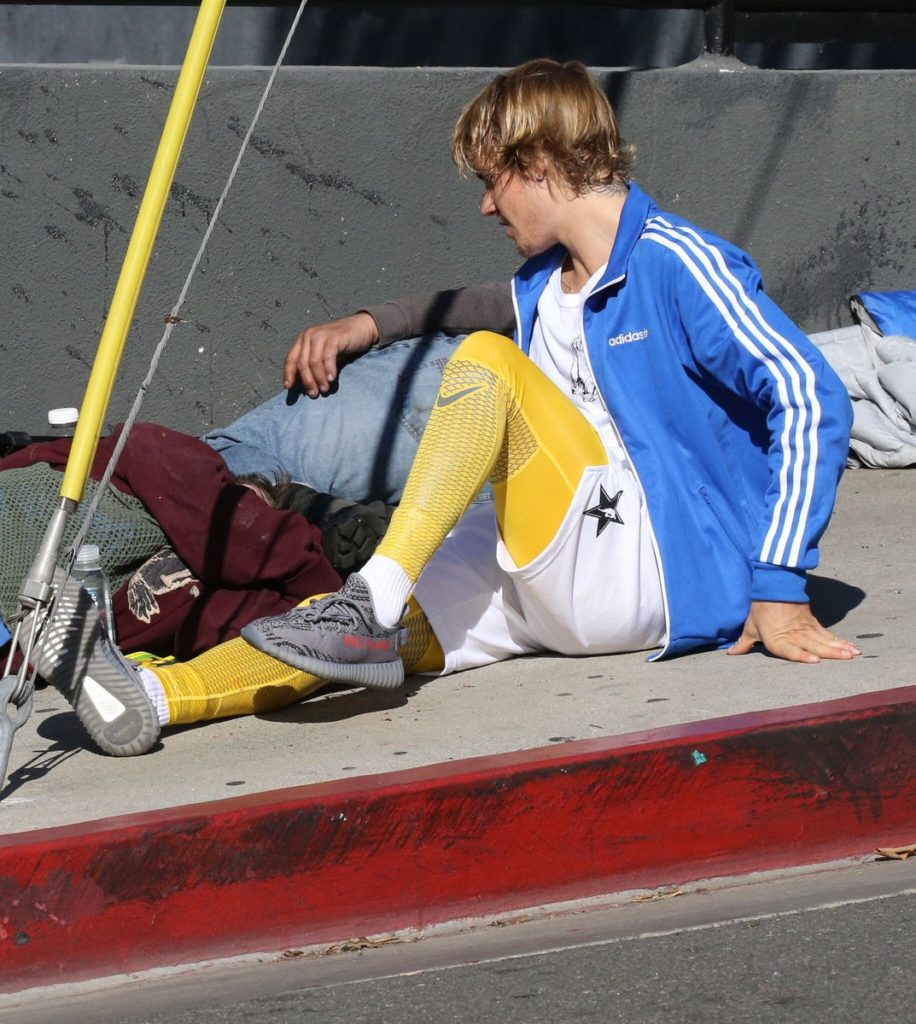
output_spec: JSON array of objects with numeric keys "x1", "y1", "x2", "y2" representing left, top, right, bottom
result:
[{"x1": 1, "y1": 468, "x2": 912, "y2": 836}]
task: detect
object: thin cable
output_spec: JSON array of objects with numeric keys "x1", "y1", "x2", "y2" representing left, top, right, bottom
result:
[{"x1": 67, "y1": 0, "x2": 309, "y2": 563}]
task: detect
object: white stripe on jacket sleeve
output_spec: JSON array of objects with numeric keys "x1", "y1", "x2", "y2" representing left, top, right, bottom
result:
[{"x1": 643, "y1": 217, "x2": 822, "y2": 566}]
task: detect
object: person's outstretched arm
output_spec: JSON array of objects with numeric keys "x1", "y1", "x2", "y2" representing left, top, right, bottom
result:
[
  {"x1": 283, "y1": 282, "x2": 514, "y2": 396},
  {"x1": 665, "y1": 236, "x2": 859, "y2": 664}
]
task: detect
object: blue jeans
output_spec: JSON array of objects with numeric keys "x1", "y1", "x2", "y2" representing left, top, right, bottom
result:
[{"x1": 204, "y1": 333, "x2": 489, "y2": 505}]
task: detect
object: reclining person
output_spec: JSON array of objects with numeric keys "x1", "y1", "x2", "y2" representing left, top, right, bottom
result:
[
  {"x1": 0, "y1": 422, "x2": 345, "y2": 663},
  {"x1": 202, "y1": 284, "x2": 513, "y2": 504},
  {"x1": 26, "y1": 59, "x2": 859, "y2": 757}
]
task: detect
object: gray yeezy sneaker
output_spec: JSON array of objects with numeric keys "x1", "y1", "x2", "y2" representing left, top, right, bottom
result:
[
  {"x1": 24, "y1": 569, "x2": 160, "y2": 756},
  {"x1": 241, "y1": 573, "x2": 405, "y2": 690}
]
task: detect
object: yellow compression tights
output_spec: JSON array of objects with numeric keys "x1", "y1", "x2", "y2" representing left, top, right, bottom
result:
[
  {"x1": 147, "y1": 331, "x2": 603, "y2": 728},
  {"x1": 149, "y1": 596, "x2": 443, "y2": 726},
  {"x1": 377, "y1": 330, "x2": 608, "y2": 575}
]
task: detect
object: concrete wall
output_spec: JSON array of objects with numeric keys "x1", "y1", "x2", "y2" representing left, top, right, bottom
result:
[{"x1": 1, "y1": 62, "x2": 914, "y2": 435}]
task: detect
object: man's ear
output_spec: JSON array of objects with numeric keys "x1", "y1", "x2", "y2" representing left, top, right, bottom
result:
[{"x1": 532, "y1": 159, "x2": 549, "y2": 183}]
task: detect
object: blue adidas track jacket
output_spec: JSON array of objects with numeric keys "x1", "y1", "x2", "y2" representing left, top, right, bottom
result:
[{"x1": 510, "y1": 182, "x2": 853, "y2": 657}]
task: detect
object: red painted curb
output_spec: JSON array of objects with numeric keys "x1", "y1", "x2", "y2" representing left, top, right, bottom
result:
[{"x1": 1, "y1": 686, "x2": 914, "y2": 992}]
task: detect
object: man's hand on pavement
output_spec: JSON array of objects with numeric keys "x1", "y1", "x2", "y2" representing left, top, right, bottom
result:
[
  {"x1": 283, "y1": 312, "x2": 380, "y2": 396},
  {"x1": 728, "y1": 600, "x2": 861, "y2": 664}
]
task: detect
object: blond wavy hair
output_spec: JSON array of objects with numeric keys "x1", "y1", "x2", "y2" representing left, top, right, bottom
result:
[{"x1": 452, "y1": 59, "x2": 634, "y2": 195}]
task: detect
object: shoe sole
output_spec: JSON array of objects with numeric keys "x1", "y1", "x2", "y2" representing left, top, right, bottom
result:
[
  {"x1": 26, "y1": 571, "x2": 160, "y2": 756},
  {"x1": 241, "y1": 625, "x2": 405, "y2": 691},
  {"x1": 323, "y1": 503, "x2": 393, "y2": 577}
]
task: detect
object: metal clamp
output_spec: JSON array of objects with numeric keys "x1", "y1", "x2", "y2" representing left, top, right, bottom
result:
[{"x1": 0, "y1": 673, "x2": 35, "y2": 794}]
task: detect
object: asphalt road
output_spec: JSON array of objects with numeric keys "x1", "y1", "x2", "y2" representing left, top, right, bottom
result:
[{"x1": 5, "y1": 860, "x2": 913, "y2": 1024}]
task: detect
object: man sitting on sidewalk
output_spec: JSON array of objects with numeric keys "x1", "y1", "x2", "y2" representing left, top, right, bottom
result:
[{"x1": 25, "y1": 59, "x2": 860, "y2": 756}]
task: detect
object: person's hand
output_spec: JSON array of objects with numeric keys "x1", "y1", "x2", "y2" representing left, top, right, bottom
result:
[
  {"x1": 727, "y1": 600, "x2": 861, "y2": 664},
  {"x1": 283, "y1": 312, "x2": 380, "y2": 396}
]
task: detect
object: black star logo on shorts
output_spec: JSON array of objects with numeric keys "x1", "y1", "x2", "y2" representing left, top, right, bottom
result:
[{"x1": 584, "y1": 486, "x2": 624, "y2": 536}]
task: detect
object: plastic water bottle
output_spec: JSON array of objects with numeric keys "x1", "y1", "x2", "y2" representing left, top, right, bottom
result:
[{"x1": 71, "y1": 544, "x2": 116, "y2": 643}]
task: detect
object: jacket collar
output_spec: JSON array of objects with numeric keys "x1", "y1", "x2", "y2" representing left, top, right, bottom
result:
[{"x1": 601, "y1": 180, "x2": 654, "y2": 289}]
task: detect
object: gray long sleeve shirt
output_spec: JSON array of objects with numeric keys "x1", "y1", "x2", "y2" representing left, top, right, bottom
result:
[{"x1": 362, "y1": 282, "x2": 514, "y2": 347}]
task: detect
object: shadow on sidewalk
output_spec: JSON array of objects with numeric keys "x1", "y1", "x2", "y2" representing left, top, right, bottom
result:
[
  {"x1": 807, "y1": 573, "x2": 866, "y2": 628},
  {"x1": 259, "y1": 678, "x2": 434, "y2": 725}
]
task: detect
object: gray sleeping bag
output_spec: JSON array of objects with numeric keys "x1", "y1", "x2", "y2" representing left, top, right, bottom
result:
[{"x1": 809, "y1": 323, "x2": 916, "y2": 468}]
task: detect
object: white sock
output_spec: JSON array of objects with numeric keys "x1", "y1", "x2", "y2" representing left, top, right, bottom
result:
[
  {"x1": 138, "y1": 667, "x2": 171, "y2": 726},
  {"x1": 358, "y1": 554, "x2": 413, "y2": 628}
]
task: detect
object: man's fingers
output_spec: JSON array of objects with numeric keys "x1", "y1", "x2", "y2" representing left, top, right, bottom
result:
[
  {"x1": 284, "y1": 331, "x2": 322, "y2": 393},
  {"x1": 821, "y1": 630, "x2": 861, "y2": 656},
  {"x1": 321, "y1": 346, "x2": 339, "y2": 388},
  {"x1": 801, "y1": 632, "x2": 860, "y2": 660},
  {"x1": 283, "y1": 314, "x2": 379, "y2": 392},
  {"x1": 296, "y1": 343, "x2": 321, "y2": 397},
  {"x1": 303, "y1": 339, "x2": 337, "y2": 396},
  {"x1": 729, "y1": 631, "x2": 820, "y2": 662},
  {"x1": 748, "y1": 628, "x2": 859, "y2": 664},
  {"x1": 768, "y1": 638, "x2": 821, "y2": 664},
  {"x1": 287, "y1": 332, "x2": 340, "y2": 396},
  {"x1": 781, "y1": 624, "x2": 860, "y2": 661},
  {"x1": 726, "y1": 631, "x2": 758, "y2": 656},
  {"x1": 285, "y1": 335, "x2": 334, "y2": 397},
  {"x1": 282, "y1": 334, "x2": 306, "y2": 390}
]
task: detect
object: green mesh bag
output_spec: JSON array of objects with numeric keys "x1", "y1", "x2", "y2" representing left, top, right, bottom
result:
[{"x1": 0, "y1": 464, "x2": 167, "y2": 620}]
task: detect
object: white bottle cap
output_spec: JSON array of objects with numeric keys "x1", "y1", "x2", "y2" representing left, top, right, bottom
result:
[
  {"x1": 48, "y1": 407, "x2": 79, "y2": 427},
  {"x1": 75, "y1": 543, "x2": 101, "y2": 566}
]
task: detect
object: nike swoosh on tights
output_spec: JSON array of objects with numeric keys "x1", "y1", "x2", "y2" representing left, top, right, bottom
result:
[{"x1": 435, "y1": 385, "x2": 483, "y2": 409}]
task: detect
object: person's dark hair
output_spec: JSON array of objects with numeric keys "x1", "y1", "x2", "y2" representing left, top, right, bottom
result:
[
  {"x1": 236, "y1": 473, "x2": 394, "y2": 576},
  {"x1": 234, "y1": 472, "x2": 306, "y2": 511}
]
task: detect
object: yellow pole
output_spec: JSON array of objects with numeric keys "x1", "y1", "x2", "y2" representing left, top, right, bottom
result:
[{"x1": 59, "y1": 0, "x2": 227, "y2": 502}]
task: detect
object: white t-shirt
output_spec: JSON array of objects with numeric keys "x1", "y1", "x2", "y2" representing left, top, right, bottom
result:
[{"x1": 528, "y1": 263, "x2": 625, "y2": 459}]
